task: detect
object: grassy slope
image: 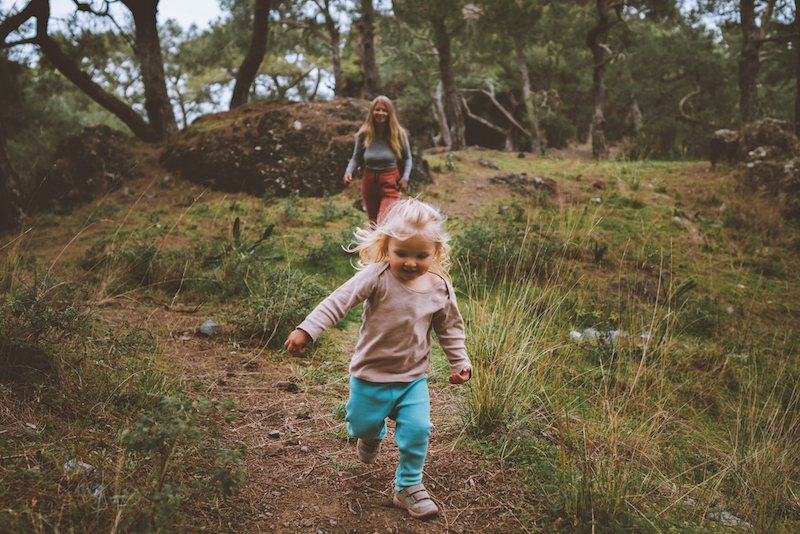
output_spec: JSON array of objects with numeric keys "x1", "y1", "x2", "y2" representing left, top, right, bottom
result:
[{"x1": 1, "y1": 144, "x2": 799, "y2": 533}]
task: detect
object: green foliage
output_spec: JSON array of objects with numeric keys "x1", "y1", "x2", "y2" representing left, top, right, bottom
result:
[
  {"x1": 540, "y1": 112, "x2": 577, "y2": 150},
  {"x1": 228, "y1": 267, "x2": 329, "y2": 348},
  {"x1": 117, "y1": 395, "x2": 246, "y2": 531},
  {"x1": 451, "y1": 219, "x2": 557, "y2": 281},
  {"x1": 0, "y1": 275, "x2": 93, "y2": 384}
]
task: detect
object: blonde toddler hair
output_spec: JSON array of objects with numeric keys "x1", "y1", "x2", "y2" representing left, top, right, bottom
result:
[{"x1": 350, "y1": 198, "x2": 451, "y2": 281}]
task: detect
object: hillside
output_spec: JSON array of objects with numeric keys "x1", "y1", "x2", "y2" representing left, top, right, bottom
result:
[{"x1": 2, "y1": 120, "x2": 800, "y2": 534}]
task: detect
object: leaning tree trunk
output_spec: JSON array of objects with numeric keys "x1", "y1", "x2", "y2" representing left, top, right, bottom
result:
[
  {"x1": 0, "y1": 0, "x2": 160, "y2": 142},
  {"x1": 739, "y1": 0, "x2": 761, "y2": 124},
  {"x1": 230, "y1": 0, "x2": 272, "y2": 109},
  {"x1": 513, "y1": 38, "x2": 541, "y2": 154},
  {"x1": 0, "y1": 119, "x2": 27, "y2": 232},
  {"x1": 587, "y1": 0, "x2": 609, "y2": 158},
  {"x1": 432, "y1": 16, "x2": 465, "y2": 150},
  {"x1": 122, "y1": 0, "x2": 177, "y2": 139},
  {"x1": 359, "y1": 0, "x2": 381, "y2": 100},
  {"x1": 432, "y1": 81, "x2": 451, "y2": 147}
]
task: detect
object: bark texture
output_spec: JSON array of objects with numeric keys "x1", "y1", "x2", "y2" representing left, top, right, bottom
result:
[
  {"x1": 432, "y1": 16, "x2": 465, "y2": 150},
  {"x1": 359, "y1": 0, "x2": 381, "y2": 100},
  {"x1": 230, "y1": 0, "x2": 272, "y2": 109},
  {"x1": 122, "y1": 0, "x2": 177, "y2": 139},
  {"x1": 738, "y1": 0, "x2": 761, "y2": 124},
  {"x1": 587, "y1": 0, "x2": 610, "y2": 158},
  {"x1": 514, "y1": 38, "x2": 541, "y2": 154}
]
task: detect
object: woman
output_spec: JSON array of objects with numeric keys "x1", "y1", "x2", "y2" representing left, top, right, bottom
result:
[{"x1": 344, "y1": 96, "x2": 412, "y2": 225}]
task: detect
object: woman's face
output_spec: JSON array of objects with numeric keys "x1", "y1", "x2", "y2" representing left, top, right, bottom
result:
[{"x1": 372, "y1": 102, "x2": 389, "y2": 125}]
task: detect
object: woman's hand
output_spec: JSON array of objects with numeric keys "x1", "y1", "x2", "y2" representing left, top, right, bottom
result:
[
  {"x1": 448, "y1": 365, "x2": 472, "y2": 385},
  {"x1": 398, "y1": 179, "x2": 408, "y2": 191},
  {"x1": 344, "y1": 172, "x2": 353, "y2": 185},
  {"x1": 284, "y1": 329, "x2": 312, "y2": 355}
]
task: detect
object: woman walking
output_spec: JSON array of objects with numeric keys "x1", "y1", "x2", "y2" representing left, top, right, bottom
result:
[{"x1": 344, "y1": 96, "x2": 412, "y2": 225}]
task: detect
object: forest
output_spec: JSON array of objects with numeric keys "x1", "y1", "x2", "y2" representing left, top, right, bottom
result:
[
  {"x1": 2, "y1": 1, "x2": 800, "y2": 533},
  {"x1": 0, "y1": 1, "x2": 798, "y2": 208}
]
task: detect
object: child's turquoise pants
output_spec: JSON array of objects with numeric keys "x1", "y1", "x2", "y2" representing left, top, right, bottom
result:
[{"x1": 346, "y1": 375, "x2": 432, "y2": 492}]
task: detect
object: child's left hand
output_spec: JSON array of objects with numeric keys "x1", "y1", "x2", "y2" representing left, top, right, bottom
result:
[{"x1": 448, "y1": 365, "x2": 472, "y2": 385}]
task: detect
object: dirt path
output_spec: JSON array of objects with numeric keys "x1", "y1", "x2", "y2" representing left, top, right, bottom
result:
[{"x1": 155, "y1": 311, "x2": 540, "y2": 534}]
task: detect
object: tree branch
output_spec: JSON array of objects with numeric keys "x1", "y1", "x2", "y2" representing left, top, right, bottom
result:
[{"x1": 279, "y1": 18, "x2": 333, "y2": 47}]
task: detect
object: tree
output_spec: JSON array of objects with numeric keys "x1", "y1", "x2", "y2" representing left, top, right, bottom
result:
[
  {"x1": 472, "y1": 0, "x2": 545, "y2": 153},
  {"x1": 0, "y1": 0, "x2": 176, "y2": 142},
  {"x1": 230, "y1": 0, "x2": 273, "y2": 108},
  {"x1": 279, "y1": 0, "x2": 347, "y2": 97},
  {"x1": 358, "y1": 0, "x2": 381, "y2": 99},
  {"x1": 394, "y1": 0, "x2": 467, "y2": 150},
  {"x1": 585, "y1": 0, "x2": 676, "y2": 158},
  {"x1": 699, "y1": 0, "x2": 797, "y2": 124},
  {"x1": 120, "y1": 0, "x2": 177, "y2": 137}
]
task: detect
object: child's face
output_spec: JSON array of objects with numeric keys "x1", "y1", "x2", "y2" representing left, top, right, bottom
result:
[{"x1": 387, "y1": 235, "x2": 437, "y2": 284}]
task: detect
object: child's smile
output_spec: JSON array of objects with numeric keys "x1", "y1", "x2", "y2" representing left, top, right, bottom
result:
[{"x1": 387, "y1": 235, "x2": 437, "y2": 288}]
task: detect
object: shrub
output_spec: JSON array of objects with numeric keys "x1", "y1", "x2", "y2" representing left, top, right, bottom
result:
[
  {"x1": 540, "y1": 112, "x2": 577, "y2": 150},
  {"x1": 0, "y1": 276, "x2": 93, "y2": 384},
  {"x1": 228, "y1": 267, "x2": 329, "y2": 348}
]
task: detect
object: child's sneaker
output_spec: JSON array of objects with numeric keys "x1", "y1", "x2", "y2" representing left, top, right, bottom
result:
[
  {"x1": 356, "y1": 438, "x2": 381, "y2": 464},
  {"x1": 392, "y1": 483, "x2": 439, "y2": 518}
]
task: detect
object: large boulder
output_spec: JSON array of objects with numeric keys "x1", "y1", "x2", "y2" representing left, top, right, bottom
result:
[
  {"x1": 710, "y1": 118, "x2": 799, "y2": 167},
  {"x1": 709, "y1": 129, "x2": 740, "y2": 166},
  {"x1": 711, "y1": 120, "x2": 800, "y2": 220},
  {"x1": 160, "y1": 98, "x2": 431, "y2": 198},
  {"x1": 741, "y1": 118, "x2": 798, "y2": 157},
  {"x1": 780, "y1": 157, "x2": 800, "y2": 220},
  {"x1": 31, "y1": 125, "x2": 137, "y2": 212}
]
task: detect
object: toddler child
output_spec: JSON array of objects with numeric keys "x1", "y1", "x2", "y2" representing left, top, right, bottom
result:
[{"x1": 284, "y1": 197, "x2": 472, "y2": 519}]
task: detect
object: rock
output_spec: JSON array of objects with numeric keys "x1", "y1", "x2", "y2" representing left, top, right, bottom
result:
[
  {"x1": 741, "y1": 118, "x2": 798, "y2": 155},
  {"x1": 779, "y1": 157, "x2": 800, "y2": 219},
  {"x1": 489, "y1": 172, "x2": 557, "y2": 193},
  {"x1": 709, "y1": 129, "x2": 740, "y2": 166},
  {"x1": 199, "y1": 320, "x2": 221, "y2": 336},
  {"x1": 160, "y1": 99, "x2": 432, "y2": 198},
  {"x1": 63, "y1": 459, "x2": 95, "y2": 477}
]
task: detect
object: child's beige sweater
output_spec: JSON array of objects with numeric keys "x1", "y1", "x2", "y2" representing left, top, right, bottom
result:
[{"x1": 297, "y1": 262, "x2": 471, "y2": 383}]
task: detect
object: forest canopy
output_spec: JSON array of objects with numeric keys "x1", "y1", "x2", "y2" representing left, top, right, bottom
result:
[{"x1": 0, "y1": 0, "x2": 797, "y2": 176}]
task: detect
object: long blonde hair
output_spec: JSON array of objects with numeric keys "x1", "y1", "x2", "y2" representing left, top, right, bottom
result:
[
  {"x1": 349, "y1": 198, "x2": 452, "y2": 282},
  {"x1": 356, "y1": 96, "x2": 409, "y2": 159}
]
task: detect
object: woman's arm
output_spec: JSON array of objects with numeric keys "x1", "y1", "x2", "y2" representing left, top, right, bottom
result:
[
  {"x1": 344, "y1": 134, "x2": 365, "y2": 184},
  {"x1": 399, "y1": 135, "x2": 412, "y2": 186}
]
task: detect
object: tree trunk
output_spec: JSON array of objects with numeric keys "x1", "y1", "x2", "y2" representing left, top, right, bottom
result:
[
  {"x1": 323, "y1": 1, "x2": 342, "y2": 97},
  {"x1": 122, "y1": 0, "x2": 177, "y2": 139},
  {"x1": 795, "y1": 0, "x2": 800, "y2": 136},
  {"x1": 432, "y1": 81, "x2": 451, "y2": 147},
  {"x1": 587, "y1": 0, "x2": 609, "y2": 158},
  {"x1": 432, "y1": 15, "x2": 465, "y2": 150},
  {"x1": 0, "y1": 0, "x2": 160, "y2": 142},
  {"x1": 0, "y1": 119, "x2": 27, "y2": 232},
  {"x1": 230, "y1": 0, "x2": 272, "y2": 109},
  {"x1": 739, "y1": 0, "x2": 761, "y2": 124},
  {"x1": 513, "y1": 38, "x2": 541, "y2": 154},
  {"x1": 359, "y1": 0, "x2": 381, "y2": 100}
]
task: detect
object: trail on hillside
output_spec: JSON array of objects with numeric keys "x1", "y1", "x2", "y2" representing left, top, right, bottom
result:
[{"x1": 156, "y1": 312, "x2": 539, "y2": 534}]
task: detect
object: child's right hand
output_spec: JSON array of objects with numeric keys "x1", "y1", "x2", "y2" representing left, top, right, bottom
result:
[
  {"x1": 343, "y1": 172, "x2": 353, "y2": 184},
  {"x1": 284, "y1": 329, "x2": 311, "y2": 354}
]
